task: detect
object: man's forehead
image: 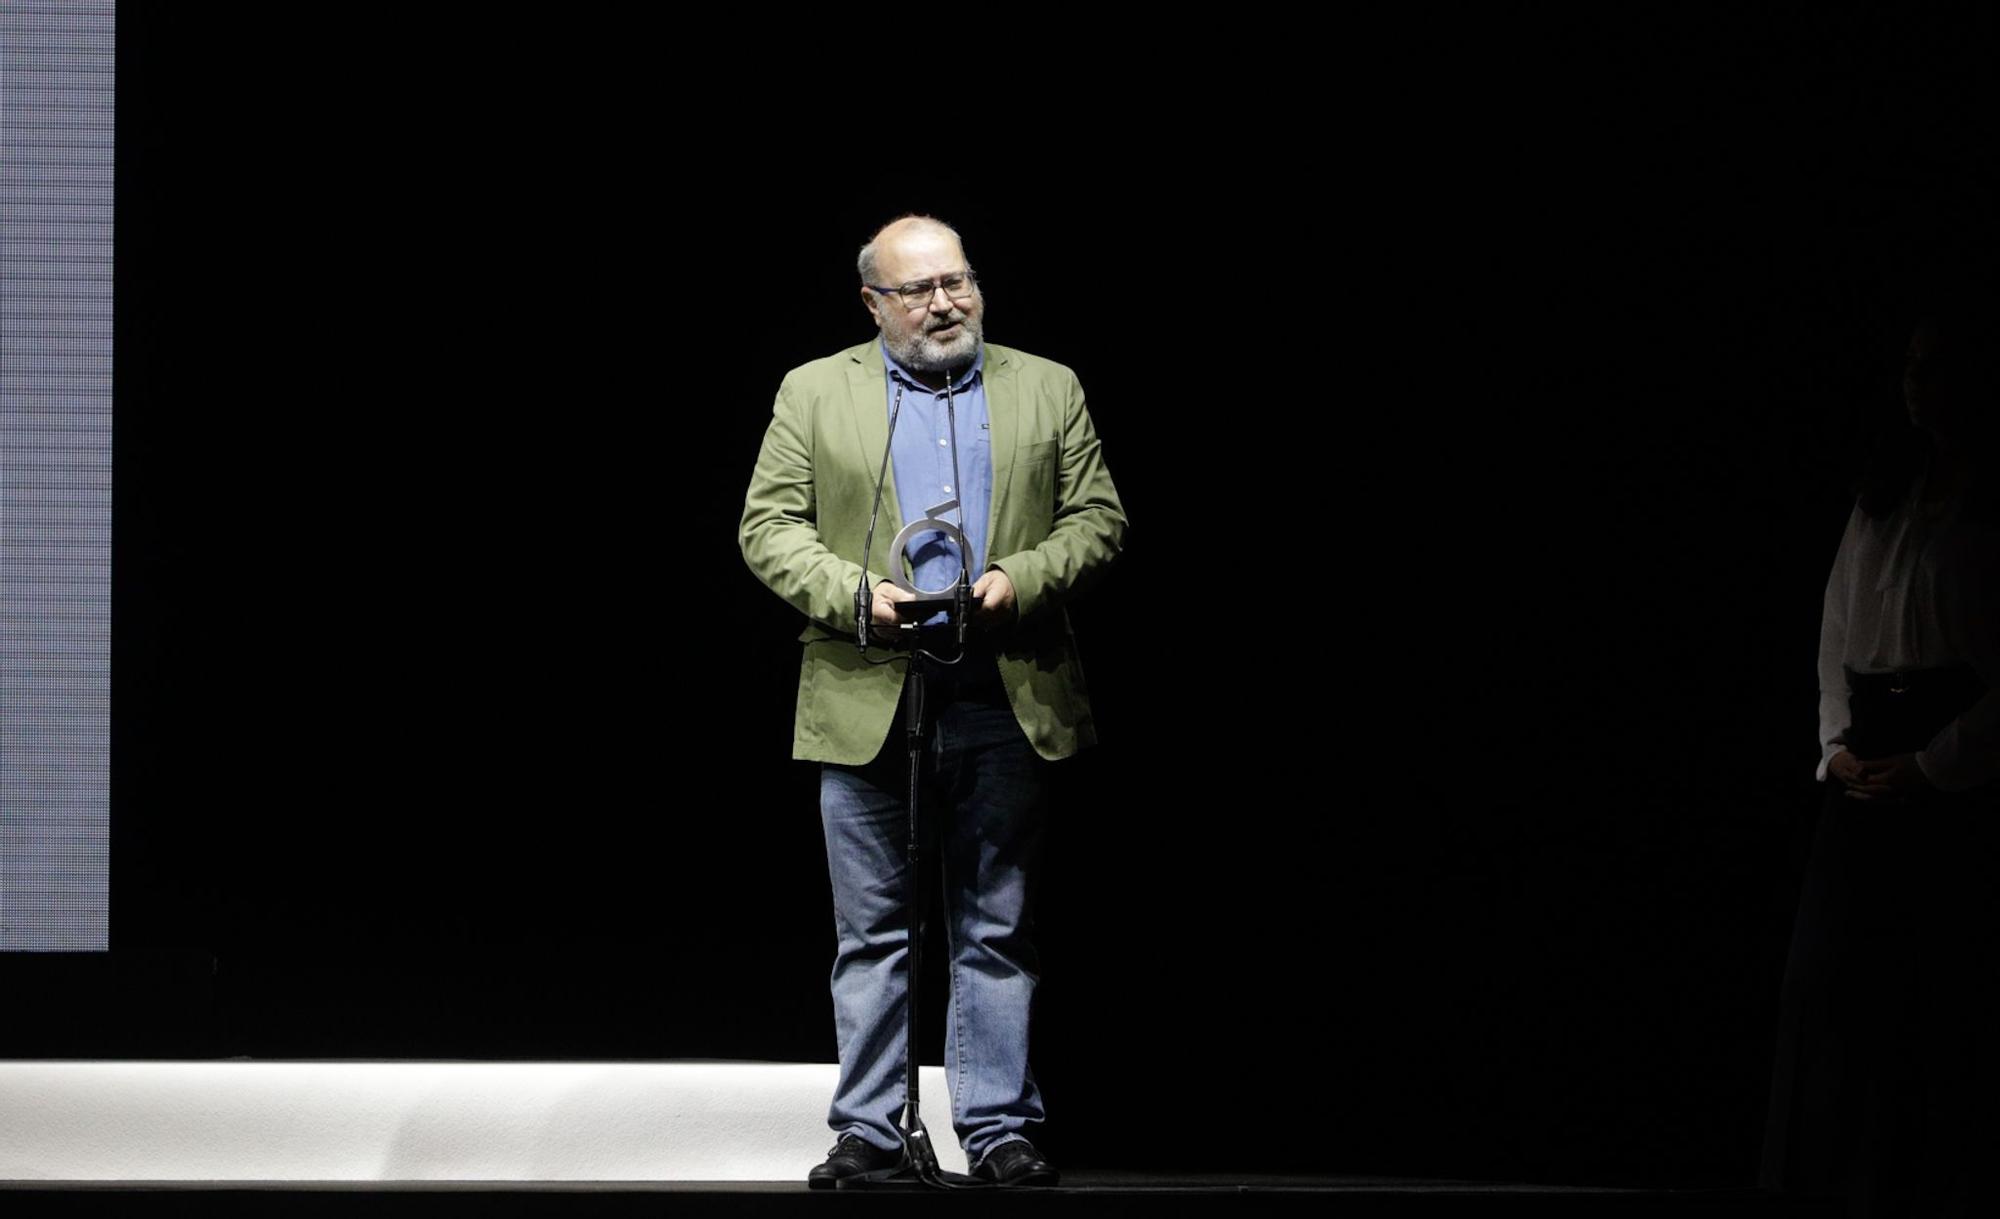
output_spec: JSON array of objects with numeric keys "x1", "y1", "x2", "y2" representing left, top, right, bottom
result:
[{"x1": 874, "y1": 227, "x2": 967, "y2": 282}]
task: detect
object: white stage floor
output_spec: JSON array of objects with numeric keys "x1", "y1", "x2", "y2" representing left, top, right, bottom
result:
[{"x1": 0, "y1": 1060, "x2": 965, "y2": 1181}]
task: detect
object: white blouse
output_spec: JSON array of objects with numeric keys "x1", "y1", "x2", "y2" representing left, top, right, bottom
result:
[{"x1": 1816, "y1": 468, "x2": 2000, "y2": 792}]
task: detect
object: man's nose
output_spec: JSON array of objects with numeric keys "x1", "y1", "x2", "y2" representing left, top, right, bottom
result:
[{"x1": 926, "y1": 287, "x2": 957, "y2": 312}]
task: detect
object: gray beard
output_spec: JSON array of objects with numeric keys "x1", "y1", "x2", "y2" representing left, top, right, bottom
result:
[{"x1": 888, "y1": 310, "x2": 983, "y2": 376}]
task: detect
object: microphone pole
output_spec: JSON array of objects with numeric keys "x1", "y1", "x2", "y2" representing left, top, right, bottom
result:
[
  {"x1": 848, "y1": 359, "x2": 990, "y2": 1192},
  {"x1": 945, "y1": 375, "x2": 972, "y2": 647},
  {"x1": 854, "y1": 381, "x2": 906, "y2": 651}
]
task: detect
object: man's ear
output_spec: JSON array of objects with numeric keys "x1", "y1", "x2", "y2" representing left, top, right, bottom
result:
[{"x1": 861, "y1": 287, "x2": 881, "y2": 326}]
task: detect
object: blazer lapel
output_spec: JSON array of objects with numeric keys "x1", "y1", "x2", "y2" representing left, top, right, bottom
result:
[
  {"x1": 845, "y1": 339, "x2": 904, "y2": 548},
  {"x1": 982, "y1": 344, "x2": 1016, "y2": 555}
]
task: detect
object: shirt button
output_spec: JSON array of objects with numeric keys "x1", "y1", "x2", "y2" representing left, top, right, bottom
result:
[
  {"x1": 943, "y1": 485, "x2": 953, "y2": 494},
  {"x1": 939, "y1": 439, "x2": 948, "y2": 446}
]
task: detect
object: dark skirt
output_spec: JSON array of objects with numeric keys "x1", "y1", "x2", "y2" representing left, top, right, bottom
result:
[{"x1": 1762, "y1": 666, "x2": 1998, "y2": 1217}]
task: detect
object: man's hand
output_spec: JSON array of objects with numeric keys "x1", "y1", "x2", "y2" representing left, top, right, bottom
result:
[
  {"x1": 870, "y1": 580, "x2": 915, "y2": 643},
  {"x1": 971, "y1": 568, "x2": 1017, "y2": 626},
  {"x1": 1831, "y1": 749, "x2": 1934, "y2": 801}
]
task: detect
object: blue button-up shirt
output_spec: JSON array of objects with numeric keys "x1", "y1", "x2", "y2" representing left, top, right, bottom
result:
[{"x1": 883, "y1": 341, "x2": 991, "y2": 613}]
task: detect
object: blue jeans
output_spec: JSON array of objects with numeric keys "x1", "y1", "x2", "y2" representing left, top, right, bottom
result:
[{"x1": 818, "y1": 660, "x2": 1048, "y2": 1163}]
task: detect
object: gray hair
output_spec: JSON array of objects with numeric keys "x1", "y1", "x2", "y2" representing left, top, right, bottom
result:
[{"x1": 857, "y1": 214, "x2": 967, "y2": 286}]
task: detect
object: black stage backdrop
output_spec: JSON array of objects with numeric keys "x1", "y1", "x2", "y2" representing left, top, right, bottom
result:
[{"x1": 14, "y1": 4, "x2": 1995, "y2": 1188}]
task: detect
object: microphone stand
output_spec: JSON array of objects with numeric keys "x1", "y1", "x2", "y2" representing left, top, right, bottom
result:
[{"x1": 847, "y1": 366, "x2": 984, "y2": 1191}]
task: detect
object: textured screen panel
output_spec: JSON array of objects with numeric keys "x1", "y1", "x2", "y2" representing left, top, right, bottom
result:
[{"x1": 1, "y1": 3, "x2": 114, "y2": 950}]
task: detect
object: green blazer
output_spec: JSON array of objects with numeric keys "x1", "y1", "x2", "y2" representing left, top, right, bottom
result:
[{"x1": 740, "y1": 339, "x2": 1127, "y2": 764}]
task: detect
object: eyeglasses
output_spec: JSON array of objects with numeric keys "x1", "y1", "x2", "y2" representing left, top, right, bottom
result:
[{"x1": 867, "y1": 270, "x2": 978, "y2": 310}]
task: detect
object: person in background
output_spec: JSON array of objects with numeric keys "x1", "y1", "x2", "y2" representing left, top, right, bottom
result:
[{"x1": 1764, "y1": 299, "x2": 2000, "y2": 1217}]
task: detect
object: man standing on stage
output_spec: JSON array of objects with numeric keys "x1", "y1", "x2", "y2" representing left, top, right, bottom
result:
[{"x1": 739, "y1": 215, "x2": 1126, "y2": 1188}]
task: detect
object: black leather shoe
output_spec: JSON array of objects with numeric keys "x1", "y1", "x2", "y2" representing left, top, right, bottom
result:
[
  {"x1": 807, "y1": 1134, "x2": 902, "y2": 1190},
  {"x1": 972, "y1": 1139, "x2": 1058, "y2": 1186}
]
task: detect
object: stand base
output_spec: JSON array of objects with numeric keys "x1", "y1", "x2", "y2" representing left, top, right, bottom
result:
[
  {"x1": 839, "y1": 1112, "x2": 989, "y2": 1191},
  {"x1": 843, "y1": 1163, "x2": 987, "y2": 1190}
]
